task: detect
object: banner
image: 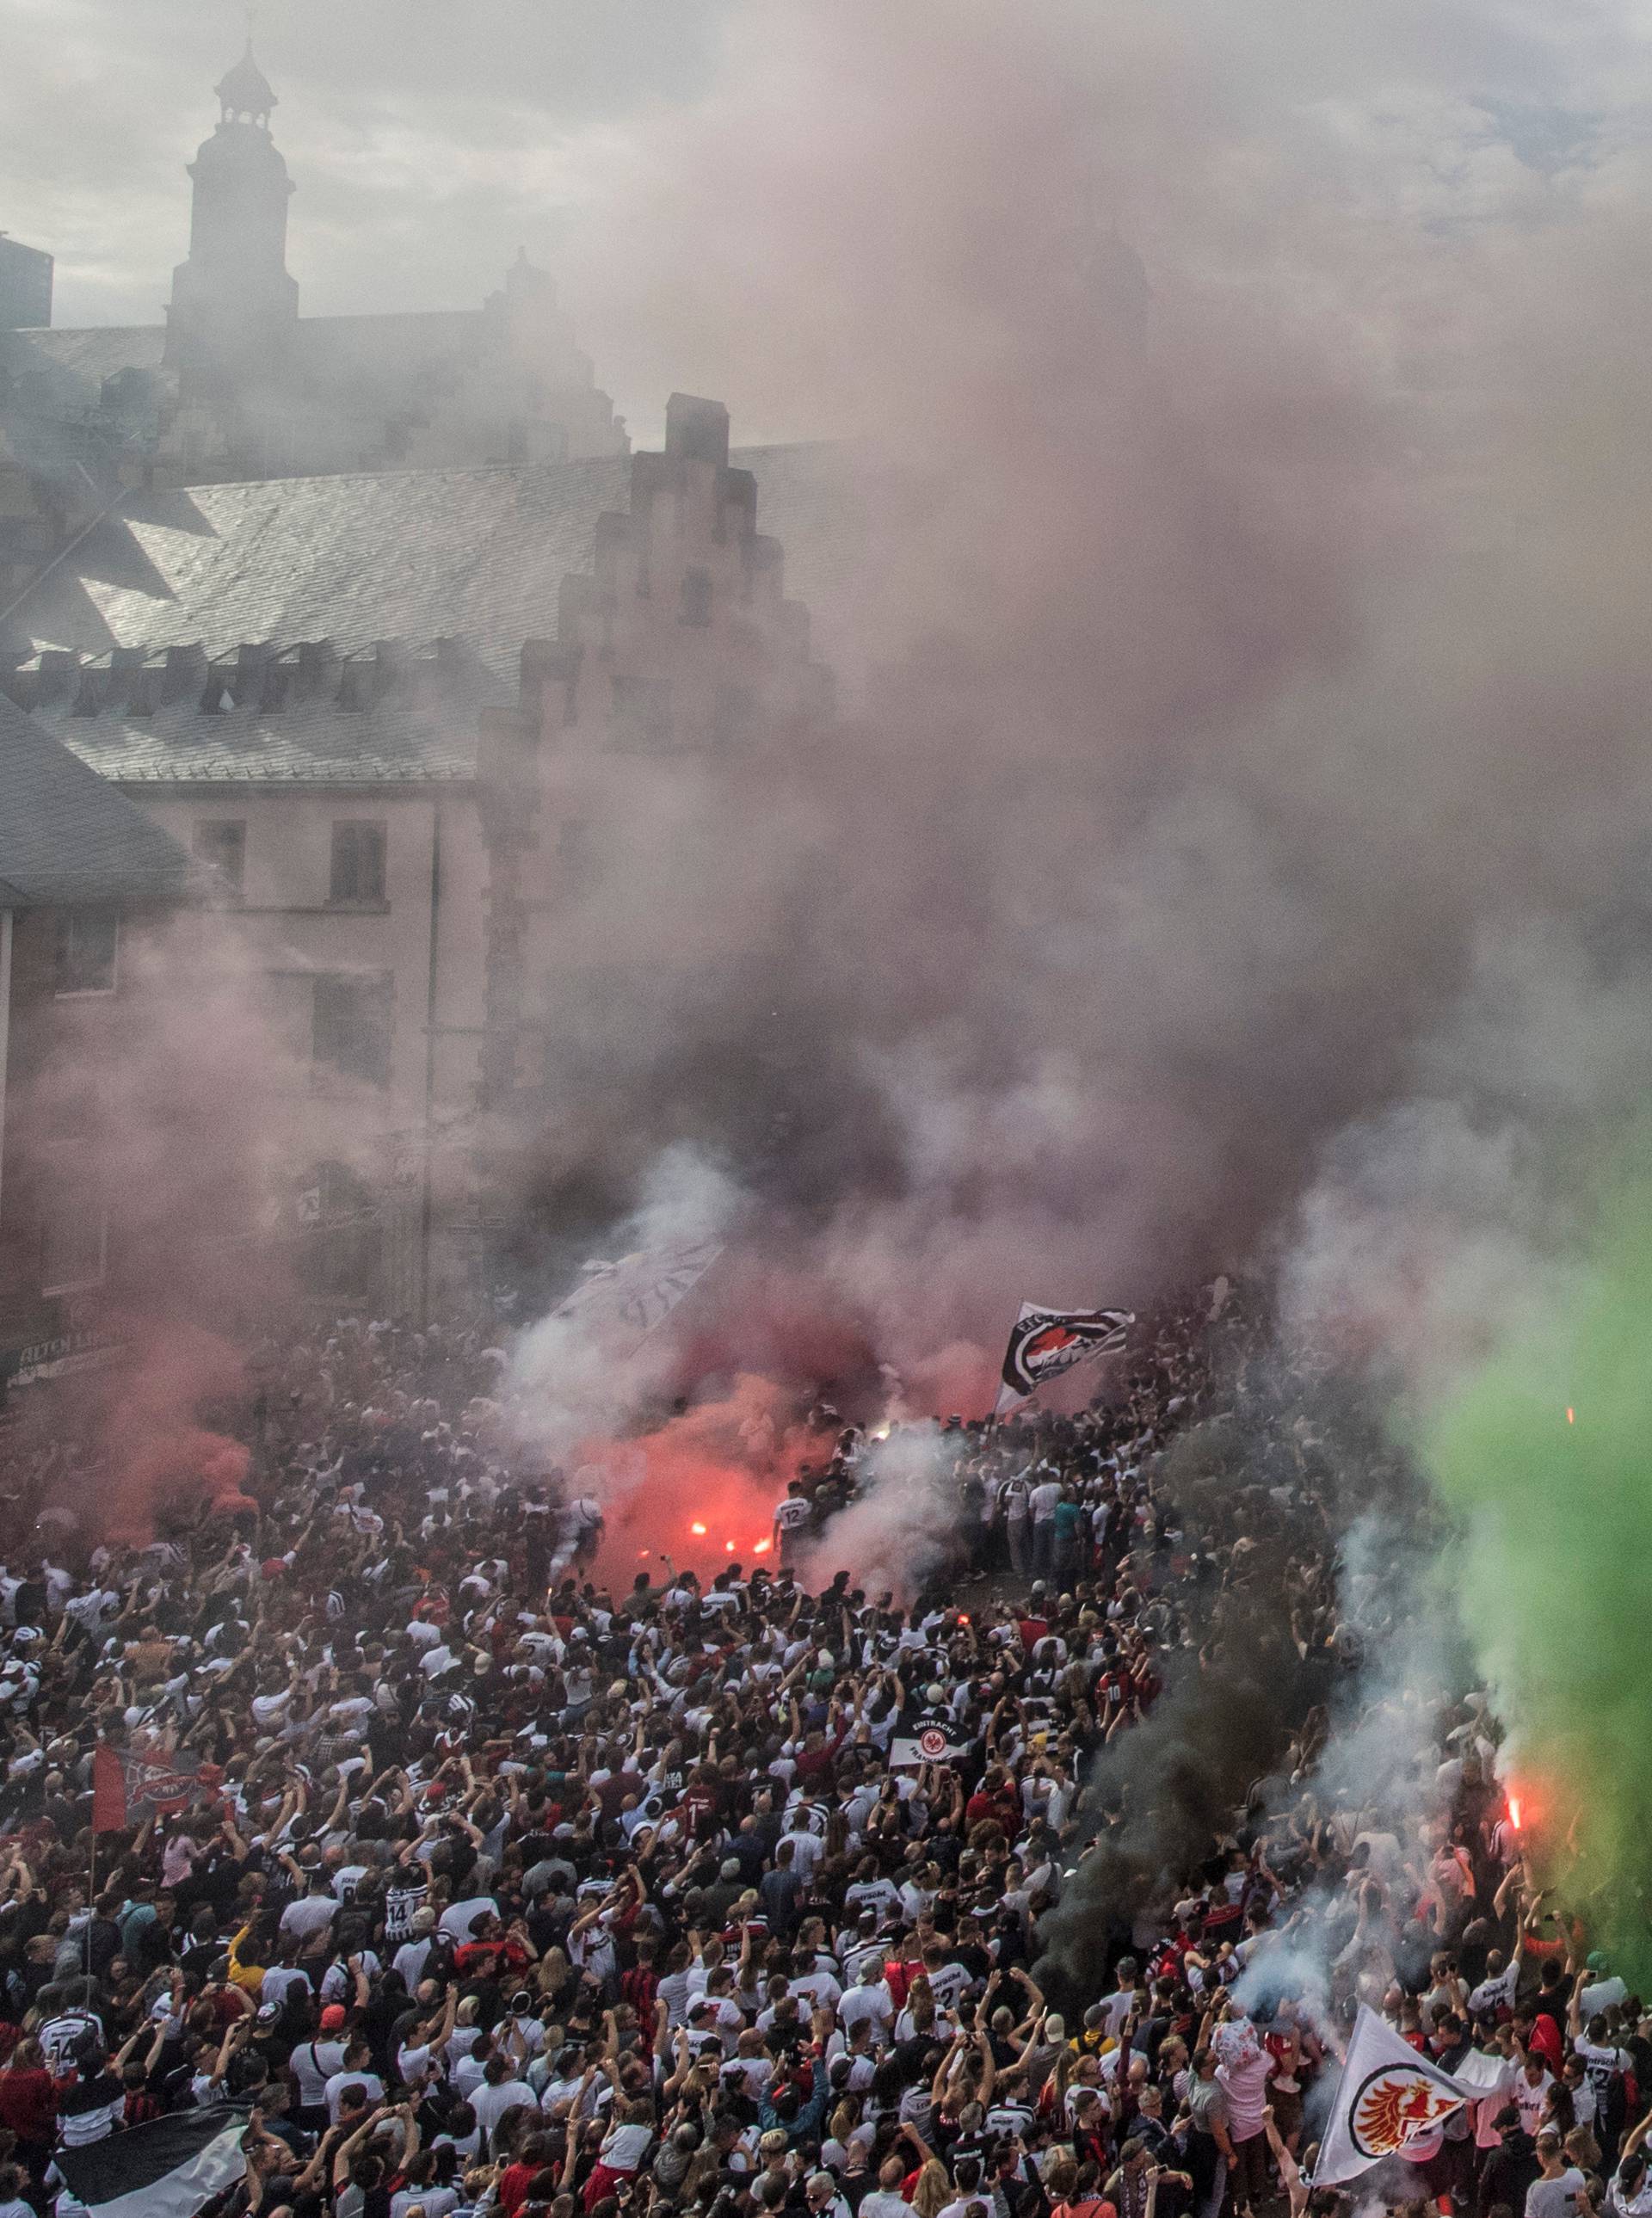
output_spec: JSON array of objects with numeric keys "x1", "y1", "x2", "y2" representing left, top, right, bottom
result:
[
  {"x1": 94, "y1": 1743, "x2": 200, "y2": 1833},
  {"x1": 1314, "y1": 2005, "x2": 1476, "y2": 2184},
  {"x1": 891, "y1": 1722, "x2": 971, "y2": 1768},
  {"x1": 996, "y1": 1303, "x2": 1134, "y2": 1413},
  {"x1": 550, "y1": 1236, "x2": 724, "y2": 1359},
  {"x1": 54, "y1": 2105, "x2": 247, "y2": 2217}
]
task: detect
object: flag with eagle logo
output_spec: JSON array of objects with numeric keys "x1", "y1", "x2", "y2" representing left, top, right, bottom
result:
[
  {"x1": 1314, "y1": 2004, "x2": 1474, "y2": 2184},
  {"x1": 995, "y1": 1303, "x2": 1134, "y2": 1413}
]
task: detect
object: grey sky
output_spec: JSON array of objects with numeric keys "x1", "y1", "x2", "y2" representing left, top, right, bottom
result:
[
  {"x1": 0, "y1": 0, "x2": 729, "y2": 431},
  {"x1": 1, "y1": 0, "x2": 1648, "y2": 449}
]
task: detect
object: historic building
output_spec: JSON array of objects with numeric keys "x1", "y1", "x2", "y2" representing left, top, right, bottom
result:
[
  {"x1": 0, "y1": 699, "x2": 195, "y2": 1389},
  {"x1": 0, "y1": 39, "x2": 878, "y2": 1320},
  {"x1": 0, "y1": 43, "x2": 627, "y2": 615},
  {"x1": 4, "y1": 400, "x2": 853, "y2": 1311}
]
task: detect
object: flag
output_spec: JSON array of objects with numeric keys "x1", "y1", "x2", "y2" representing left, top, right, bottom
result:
[
  {"x1": 91, "y1": 1743, "x2": 126, "y2": 1833},
  {"x1": 996, "y1": 1303, "x2": 1134, "y2": 1413},
  {"x1": 550, "y1": 1236, "x2": 724, "y2": 1359},
  {"x1": 891, "y1": 1722, "x2": 971, "y2": 1767},
  {"x1": 93, "y1": 1745, "x2": 200, "y2": 1832},
  {"x1": 53, "y1": 2104, "x2": 247, "y2": 2217},
  {"x1": 1314, "y1": 2005, "x2": 1470, "y2": 2184}
]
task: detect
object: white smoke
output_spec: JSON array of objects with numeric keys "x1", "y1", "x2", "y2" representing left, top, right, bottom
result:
[
  {"x1": 795, "y1": 1419, "x2": 961, "y2": 1602},
  {"x1": 505, "y1": 1144, "x2": 744, "y2": 1480}
]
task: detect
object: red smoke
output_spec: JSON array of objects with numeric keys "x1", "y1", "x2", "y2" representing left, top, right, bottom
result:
[
  {"x1": 576, "y1": 1371, "x2": 829, "y2": 1583},
  {"x1": 3, "y1": 1316, "x2": 258, "y2": 1547},
  {"x1": 88, "y1": 1315, "x2": 257, "y2": 1542}
]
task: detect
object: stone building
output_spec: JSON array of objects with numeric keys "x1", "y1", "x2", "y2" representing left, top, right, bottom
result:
[
  {"x1": 0, "y1": 698, "x2": 194, "y2": 1389},
  {"x1": 6, "y1": 407, "x2": 853, "y2": 1310}
]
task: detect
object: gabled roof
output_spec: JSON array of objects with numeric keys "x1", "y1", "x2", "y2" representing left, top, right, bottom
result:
[
  {"x1": 0, "y1": 693, "x2": 191, "y2": 907},
  {"x1": 7, "y1": 441, "x2": 869, "y2": 682}
]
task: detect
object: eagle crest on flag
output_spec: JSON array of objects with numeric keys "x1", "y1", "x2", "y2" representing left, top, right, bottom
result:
[
  {"x1": 997, "y1": 1303, "x2": 1134, "y2": 1405},
  {"x1": 1351, "y1": 2066, "x2": 1461, "y2": 2159}
]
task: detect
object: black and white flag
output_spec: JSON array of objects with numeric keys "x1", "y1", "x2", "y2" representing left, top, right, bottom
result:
[
  {"x1": 996, "y1": 1303, "x2": 1134, "y2": 1413},
  {"x1": 891, "y1": 1722, "x2": 971, "y2": 1767},
  {"x1": 53, "y1": 2106, "x2": 248, "y2": 2218}
]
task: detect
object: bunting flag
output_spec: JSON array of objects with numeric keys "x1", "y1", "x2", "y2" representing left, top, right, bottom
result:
[
  {"x1": 52, "y1": 2104, "x2": 247, "y2": 2216},
  {"x1": 1313, "y1": 2005, "x2": 1470, "y2": 2183},
  {"x1": 995, "y1": 1303, "x2": 1134, "y2": 1414}
]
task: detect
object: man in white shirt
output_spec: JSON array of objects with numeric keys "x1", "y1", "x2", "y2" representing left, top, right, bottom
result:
[
  {"x1": 837, "y1": 1962, "x2": 895, "y2": 2039},
  {"x1": 324, "y1": 2045, "x2": 386, "y2": 2122},
  {"x1": 1028, "y1": 1476, "x2": 1062, "y2": 1576},
  {"x1": 280, "y1": 1880, "x2": 339, "y2": 1945}
]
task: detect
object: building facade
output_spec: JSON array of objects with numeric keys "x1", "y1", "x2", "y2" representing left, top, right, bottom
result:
[
  {"x1": 0, "y1": 698, "x2": 194, "y2": 1392},
  {"x1": 8, "y1": 403, "x2": 840, "y2": 1312}
]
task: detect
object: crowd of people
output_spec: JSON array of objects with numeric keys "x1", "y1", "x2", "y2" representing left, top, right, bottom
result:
[{"x1": 0, "y1": 1294, "x2": 1636, "y2": 2218}]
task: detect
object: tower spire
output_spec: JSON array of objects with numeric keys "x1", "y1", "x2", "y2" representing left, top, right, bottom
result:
[
  {"x1": 166, "y1": 41, "x2": 298, "y2": 388},
  {"x1": 215, "y1": 40, "x2": 277, "y2": 126}
]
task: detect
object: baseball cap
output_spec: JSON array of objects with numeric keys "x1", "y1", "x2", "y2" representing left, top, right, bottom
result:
[{"x1": 320, "y1": 2005, "x2": 348, "y2": 2032}]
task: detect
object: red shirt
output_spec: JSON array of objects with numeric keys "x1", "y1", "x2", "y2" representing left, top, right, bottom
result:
[
  {"x1": 0, "y1": 2067, "x2": 58, "y2": 2145},
  {"x1": 498, "y1": 2159, "x2": 539, "y2": 2215}
]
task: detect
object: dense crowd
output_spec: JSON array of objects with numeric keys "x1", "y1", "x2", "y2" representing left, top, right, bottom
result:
[{"x1": 0, "y1": 1294, "x2": 1637, "y2": 2218}]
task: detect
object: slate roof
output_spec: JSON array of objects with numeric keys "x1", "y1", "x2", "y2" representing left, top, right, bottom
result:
[
  {"x1": 23, "y1": 640, "x2": 497, "y2": 786},
  {"x1": 0, "y1": 325, "x2": 170, "y2": 436},
  {"x1": 0, "y1": 692, "x2": 192, "y2": 906},
  {"x1": 6, "y1": 442, "x2": 868, "y2": 681},
  {"x1": 0, "y1": 315, "x2": 489, "y2": 424}
]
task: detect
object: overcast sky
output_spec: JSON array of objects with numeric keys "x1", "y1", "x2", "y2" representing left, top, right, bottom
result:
[
  {"x1": 0, "y1": 0, "x2": 736, "y2": 435},
  {"x1": 1, "y1": 0, "x2": 1649, "y2": 448}
]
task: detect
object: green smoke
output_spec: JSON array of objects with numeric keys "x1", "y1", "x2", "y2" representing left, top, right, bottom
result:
[{"x1": 1421, "y1": 1149, "x2": 1652, "y2": 1982}]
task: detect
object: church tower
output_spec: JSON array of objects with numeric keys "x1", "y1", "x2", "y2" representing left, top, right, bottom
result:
[{"x1": 164, "y1": 45, "x2": 299, "y2": 396}]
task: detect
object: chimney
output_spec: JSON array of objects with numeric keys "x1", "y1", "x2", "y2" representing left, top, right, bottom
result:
[
  {"x1": 36, "y1": 649, "x2": 81, "y2": 705},
  {"x1": 369, "y1": 638, "x2": 411, "y2": 699},
  {"x1": 664, "y1": 393, "x2": 730, "y2": 469},
  {"x1": 162, "y1": 643, "x2": 206, "y2": 703},
  {"x1": 297, "y1": 639, "x2": 338, "y2": 697}
]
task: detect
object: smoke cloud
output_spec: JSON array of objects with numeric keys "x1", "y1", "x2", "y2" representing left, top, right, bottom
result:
[
  {"x1": 458, "y1": 0, "x2": 1652, "y2": 1384},
  {"x1": 1418, "y1": 1137, "x2": 1652, "y2": 1982}
]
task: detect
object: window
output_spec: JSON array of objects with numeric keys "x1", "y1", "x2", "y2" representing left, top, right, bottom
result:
[
  {"x1": 54, "y1": 909, "x2": 118, "y2": 996},
  {"x1": 311, "y1": 975, "x2": 391, "y2": 1087},
  {"x1": 40, "y1": 1178, "x2": 108, "y2": 1295},
  {"x1": 299, "y1": 1163, "x2": 382, "y2": 1304},
  {"x1": 192, "y1": 818, "x2": 246, "y2": 900},
  {"x1": 680, "y1": 566, "x2": 714, "y2": 626},
  {"x1": 329, "y1": 820, "x2": 386, "y2": 905}
]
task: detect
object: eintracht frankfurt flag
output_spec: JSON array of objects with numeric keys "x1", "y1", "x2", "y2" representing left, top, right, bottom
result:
[
  {"x1": 996, "y1": 1303, "x2": 1134, "y2": 1413},
  {"x1": 891, "y1": 1722, "x2": 971, "y2": 1767},
  {"x1": 53, "y1": 2105, "x2": 248, "y2": 2217},
  {"x1": 1314, "y1": 2005, "x2": 1470, "y2": 2183}
]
